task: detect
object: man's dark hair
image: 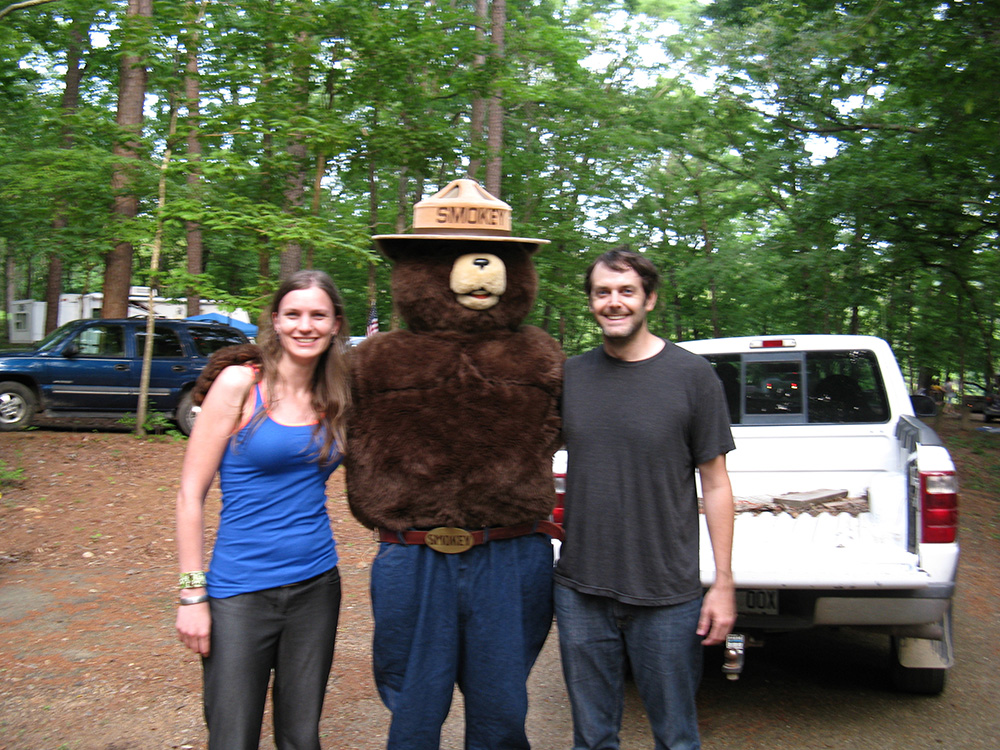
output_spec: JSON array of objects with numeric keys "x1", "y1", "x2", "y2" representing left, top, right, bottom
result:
[{"x1": 584, "y1": 246, "x2": 661, "y2": 297}]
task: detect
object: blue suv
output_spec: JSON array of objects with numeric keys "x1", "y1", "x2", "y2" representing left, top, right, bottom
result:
[{"x1": 0, "y1": 318, "x2": 248, "y2": 434}]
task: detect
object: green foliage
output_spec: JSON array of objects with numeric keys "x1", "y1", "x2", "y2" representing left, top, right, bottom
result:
[
  {"x1": 0, "y1": 457, "x2": 24, "y2": 488},
  {"x1": 116, "y1": 410, "x2": 185, "y2": 439},
  {"x1": 678, "y1": 0, "x2": 1000, "y2": 379},
  {"x1": 1, "y1": 0, "x2": 996, "y2": 384}
]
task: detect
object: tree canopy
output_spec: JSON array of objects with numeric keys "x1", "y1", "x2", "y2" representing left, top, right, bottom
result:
[{"x1": 2, "y1": 0, "x2": 997, "y2": 384}]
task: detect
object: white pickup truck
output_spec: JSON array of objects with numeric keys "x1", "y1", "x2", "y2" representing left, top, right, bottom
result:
[{"x1": 553, "y1": 334, "x2": 959, "y2": 694}]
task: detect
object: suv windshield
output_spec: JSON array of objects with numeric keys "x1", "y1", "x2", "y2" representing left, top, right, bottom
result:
[{"x1": 34, "y1": 322, "x2": 78, "y2": 352}]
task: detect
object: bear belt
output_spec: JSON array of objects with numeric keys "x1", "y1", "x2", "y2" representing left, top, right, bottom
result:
[{"x1": 378, "y1": 520, "x2": 563, "y2": 553}]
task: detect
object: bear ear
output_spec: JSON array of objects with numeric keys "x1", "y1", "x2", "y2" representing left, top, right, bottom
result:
[{"x1": 376, "y1": 239, "x2": 411, "y2": 262}]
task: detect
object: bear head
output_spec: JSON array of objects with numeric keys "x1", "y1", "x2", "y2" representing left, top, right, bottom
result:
[{"x1": 386, "y1": 239, "x2": 539, "y2": 334}]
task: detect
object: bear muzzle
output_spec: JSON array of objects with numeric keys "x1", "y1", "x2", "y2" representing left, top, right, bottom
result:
[{"x1": 450, "y1": 253, "x2": 507, "y2": 310}]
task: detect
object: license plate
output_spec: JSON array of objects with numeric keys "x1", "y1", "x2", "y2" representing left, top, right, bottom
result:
[{"x1": 736, "y1": 589, "x2": 779, "y2": 615}]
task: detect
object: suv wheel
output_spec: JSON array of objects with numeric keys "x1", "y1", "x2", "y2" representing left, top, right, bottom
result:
[
  {"x1": 175, "y1": 390, "x2": 198, "y2": 436},
  {"x1": 0, "y1": 381, "x2": 36, "y2": 431}
]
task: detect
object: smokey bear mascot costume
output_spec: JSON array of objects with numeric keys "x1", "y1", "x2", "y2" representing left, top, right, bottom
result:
[{"x1": 346, "y1": 179, "x2": 564, "y2": 750}]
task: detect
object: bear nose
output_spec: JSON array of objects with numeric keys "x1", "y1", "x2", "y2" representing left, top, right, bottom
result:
[{"x1": 473, "y1": 257, "x2": 490, "y2": 269}]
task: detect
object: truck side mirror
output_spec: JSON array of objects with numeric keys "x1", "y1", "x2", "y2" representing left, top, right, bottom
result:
[{"x1": 910, "y1": 394, "x2": 937, "y2": 418}]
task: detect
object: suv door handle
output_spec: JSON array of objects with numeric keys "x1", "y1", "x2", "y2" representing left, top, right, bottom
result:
[
  {"x1": 114, "y1": 364, "x2": 129, "y2": 371},
  {"x1": 172, "y1": 365, "x2": 186, "y2": 372}
]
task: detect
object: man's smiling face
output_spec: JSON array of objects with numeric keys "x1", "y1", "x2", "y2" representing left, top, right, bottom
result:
[{"x1": 587, "y1": 262, "x2": 657, "y2": 343}]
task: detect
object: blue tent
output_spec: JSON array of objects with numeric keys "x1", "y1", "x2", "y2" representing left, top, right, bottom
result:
[{"x1": 186, "y1": 312, "x2": 258, "y2": 337}]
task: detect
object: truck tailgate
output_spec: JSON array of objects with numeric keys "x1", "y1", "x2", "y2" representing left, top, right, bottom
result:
[
  {"x1": 700, "y1": 511, "x2": 929, "y2": 589},
  {"x1": 699, "y1": 426, "x2": 929, "y2": 589}
]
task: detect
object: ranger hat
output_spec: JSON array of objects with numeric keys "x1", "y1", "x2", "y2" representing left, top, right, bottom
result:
[{"x1": 373, "y1": 178, "x2": 549, "y2": 258}]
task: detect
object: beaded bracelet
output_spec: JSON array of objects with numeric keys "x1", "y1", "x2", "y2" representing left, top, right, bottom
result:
[{"x1": 178, "y1": 571, "x2": 207, "y2": 589}]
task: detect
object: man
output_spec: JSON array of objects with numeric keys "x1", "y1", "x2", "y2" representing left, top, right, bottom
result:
[{"x1": 554, "y1": 247, "x2": 736, "y2": 750}]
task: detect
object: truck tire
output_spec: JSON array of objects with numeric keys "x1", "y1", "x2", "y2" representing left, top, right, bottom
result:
[
  {"x1": 175, "y1": 390, "x2": 198, "y2": 436},
  {"x1": 0, "y1": 381, "x2": 36, "y2": 431},
  {"x1": 889, "y1": 639, "x2": 947, "y2": 695}
]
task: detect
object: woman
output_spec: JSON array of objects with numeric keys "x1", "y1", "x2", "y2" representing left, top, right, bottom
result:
[{"x1": 175, "y1": 270, "x2": 351, "y2": 749}]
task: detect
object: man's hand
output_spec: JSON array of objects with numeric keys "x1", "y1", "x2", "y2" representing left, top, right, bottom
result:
[
  {"x1": 698, "y1": 454, "x2": 736, "y2": 646},
  {"x1": 697, "y1": 577, "x2": 736, "y2": 646}
]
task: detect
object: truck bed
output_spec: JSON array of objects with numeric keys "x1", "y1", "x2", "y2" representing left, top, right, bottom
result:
[{"x1": 699, "y1": 424, "x2": 924, "y2": 589}]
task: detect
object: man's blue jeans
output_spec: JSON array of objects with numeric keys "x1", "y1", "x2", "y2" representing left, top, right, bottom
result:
[
  {"x1": 371, "y1": 533, "x2": 553, "y2": 750},
  {"x1": 554, "y1": 584, "x2": 703, "y2": 750}
]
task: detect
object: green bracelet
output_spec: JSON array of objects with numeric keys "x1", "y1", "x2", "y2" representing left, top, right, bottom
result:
[{"x1": 178, "y1": 571, "x2": 207, "y2": 589}]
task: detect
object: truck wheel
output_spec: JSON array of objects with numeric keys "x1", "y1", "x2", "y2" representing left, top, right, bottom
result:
[
  {"x1": 0, "y1": 381, "x2": 36, "y2": 431},
  {"x1": 175, "y1": 390, "x2": 198, "y2": 436},
  {"x1": 889, "y1": 639, "x2": 947, "y2": 694}
]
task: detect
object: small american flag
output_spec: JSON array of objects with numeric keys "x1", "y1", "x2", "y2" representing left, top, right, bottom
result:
[{"x1": 366, "y1": 302, "x2": 379, "y2": 337}]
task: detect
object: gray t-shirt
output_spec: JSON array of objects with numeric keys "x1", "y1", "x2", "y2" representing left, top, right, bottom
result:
[{"x1": 554, "y1": 341, "x2": 735, "y2": 606}]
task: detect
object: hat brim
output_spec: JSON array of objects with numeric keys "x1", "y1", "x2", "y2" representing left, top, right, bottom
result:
[{"x1": 373, "y1": 233, "x2": 549, "y2": 258}]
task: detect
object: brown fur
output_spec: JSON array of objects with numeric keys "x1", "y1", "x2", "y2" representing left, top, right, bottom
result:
[
  {"x1": 346, "y1": 242, "x2": 564, "y2": 531},
  {"x1": 191, "y1": 344, "x2": 262, "y2": 406}
]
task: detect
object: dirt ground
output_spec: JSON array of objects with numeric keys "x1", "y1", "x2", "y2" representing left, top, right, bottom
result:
[
  {"x1": 0, "y1": 413, "x2": 997, "y2": 749},
  {"x1": 0, "y1": 419, "x2": 574, "y2": 750}
]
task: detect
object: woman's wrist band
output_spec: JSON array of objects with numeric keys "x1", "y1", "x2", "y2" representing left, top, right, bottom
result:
[
  {"x1": 179, "y1": 593, "x2": 209, "y2": 605},
  {"x1": 178, "y1": 571, "x2": 207, "y2": 589}
]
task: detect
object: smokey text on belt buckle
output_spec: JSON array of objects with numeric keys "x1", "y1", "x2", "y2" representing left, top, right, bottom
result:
[{"x1": 425, "y1": 527, "x2": 474, "y2": 554}]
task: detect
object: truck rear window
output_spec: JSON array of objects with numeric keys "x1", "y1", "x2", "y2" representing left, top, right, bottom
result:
[{"x1": 704, "y1": 350, "x2": 890, "y2": 425}]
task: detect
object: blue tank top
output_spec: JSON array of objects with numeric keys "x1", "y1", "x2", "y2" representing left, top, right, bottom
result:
[{"x1": 207, "y1": 385, "x2": 341, "y2": 598}]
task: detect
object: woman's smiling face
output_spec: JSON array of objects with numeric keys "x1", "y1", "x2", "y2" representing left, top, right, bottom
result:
[{"x1": 272, "y1": 285, "x2": 340, "y2": 360}]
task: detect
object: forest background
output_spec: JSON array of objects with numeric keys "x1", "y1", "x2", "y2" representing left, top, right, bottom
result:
[{"x1": 1, "y1": 0, "x2": 997, "y2": 389}]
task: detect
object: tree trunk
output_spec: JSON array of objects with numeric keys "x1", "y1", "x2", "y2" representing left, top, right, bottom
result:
[
  {"x1": 3, "y1": 241, "x2": 13, "y2": 342},
  {"x1": 485, "y1": 0, "x2": 505, "y2": 197},
  {"x1": 695, "y1": 197, "x2": 720, "y2": 337},
  {"x1": 279, "y1": 29, "x2": 313, "y2": 279},
  {"x1": 183, "y1": 0, "x2": 208, "y2": 317},
  {"x1": 259, "y1": 130, "x2": 274, "y2": 280},
  {"x1": 258, "y1": 31, "x2": 276, "y2": 280},
  {"x1": 364, "y1": 144, "x2": 380, "y2": 330},
  {"x1": 306, "y1": 66, "x2": 337, "y2": 270},
  {"x1": 137, "y1": 102, "x2": 177, "y2": 436},
  {"x1": 280, "y1": 135, "x2": 307, "y2": 277},
  {"x1": 46, "y1": 20, "x2": 86, "y2": 332},
  {"x1": 466, "y1": 0, "x2": 487, "y2": 181},
  {"x1": 43, "y1": 255, "x2": 63, "y2": 330},
  {"x1": 102, "y1": 0, "x2": 152, "y2": 318}
]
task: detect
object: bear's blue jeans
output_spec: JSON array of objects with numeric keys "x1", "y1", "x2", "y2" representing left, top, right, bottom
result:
[
  {"x1": 371, "y1": 533, "x2": 553, "y2": 750},
  {"x1": 554, "y1": 584, "x2": 703, "y2": 750}
]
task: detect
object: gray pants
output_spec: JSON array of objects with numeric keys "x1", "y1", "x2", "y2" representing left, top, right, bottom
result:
[{"x1": 202, "y1": 567, "x2": 341, "y2": 750}]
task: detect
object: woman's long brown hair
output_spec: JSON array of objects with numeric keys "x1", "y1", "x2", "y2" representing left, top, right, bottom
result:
[{"x1": 251, "y1": 270, "x2": 351, "y2": 465}]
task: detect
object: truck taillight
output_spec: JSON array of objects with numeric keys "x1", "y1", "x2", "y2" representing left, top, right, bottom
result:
[
  {"x1": 920, "y1": 471, "x2": 958, "y2": 543},
  {"x1": 552, "y1": 473, "x2": 566, "y2": 525}
]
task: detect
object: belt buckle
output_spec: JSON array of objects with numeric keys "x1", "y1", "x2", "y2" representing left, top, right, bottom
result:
[{"x1": 424, "y1": 527, "x2": 474, "y2": 554}]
